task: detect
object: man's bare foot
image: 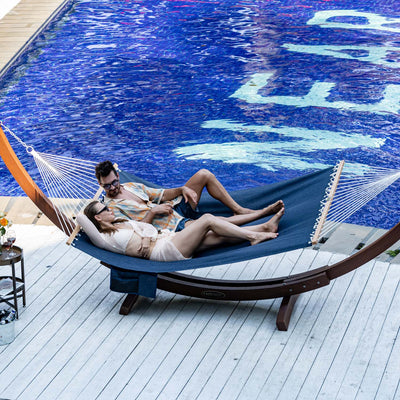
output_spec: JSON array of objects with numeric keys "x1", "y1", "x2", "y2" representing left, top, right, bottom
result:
[
  {"x1": 233, "y1": 206, "x2": 258, "y2": 215},
  {"x1": 262, "y1": 207, "x2": 285, "y2": 233},
  {"x1": 250, "y1": 231, "x2": 279, "y2": 246},
  {"x1": 233, "y1": 200, "x2": 284, "y2": 216},
  {"x1": 263, "y1": 200, "x2": 284, "y2": 216}
]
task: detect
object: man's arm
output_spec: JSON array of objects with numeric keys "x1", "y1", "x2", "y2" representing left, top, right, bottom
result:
[
  {"x1": 141, "y1": 204, "x2": 174, "y2": 224},
  {"x1": 161, "y1": 186, "x2": 198, "y2": 205},
  {"x1": 161, "y1": 187, "x2": 184, "y2": 201}
]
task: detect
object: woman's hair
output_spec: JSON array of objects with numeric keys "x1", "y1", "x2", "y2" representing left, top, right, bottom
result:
[{"x1": 84, "y1": 200, "x2": 126, "y2": 234}]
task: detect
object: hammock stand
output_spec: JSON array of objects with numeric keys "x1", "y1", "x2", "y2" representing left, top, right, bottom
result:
[{"x1": 1, "y1": 126, "x2": 399, "y2": 330}]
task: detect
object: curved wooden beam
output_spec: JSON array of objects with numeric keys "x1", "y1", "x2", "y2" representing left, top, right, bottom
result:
[
  {"x1": 0, "y1": 126, "x2": 75, "y2": 235},
  {"x1": 157, "y1": 220, "x2": 400, "y2": 301}
]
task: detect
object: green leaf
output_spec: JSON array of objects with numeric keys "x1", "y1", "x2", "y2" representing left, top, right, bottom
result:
[{"x1": 386, "y1": 249, "x2": 400, "y2": 257}]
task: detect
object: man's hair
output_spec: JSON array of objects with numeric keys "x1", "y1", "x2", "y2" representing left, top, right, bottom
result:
[{"x1": 95, "y1": 160, "x2": 117, "y2": 182}]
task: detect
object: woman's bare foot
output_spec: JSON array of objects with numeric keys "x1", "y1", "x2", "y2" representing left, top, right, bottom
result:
[
  {"x1": 249, "y1": 208, "x2": 284, "y2": 245},
  {"x1": 262, "y1": 207, "x2": 285, "y2": 233},
  {"x1": 250, "y1": 231, "x2": 279, "y2": 246},
  {"x1": 234, "y1": 200, "x2": 284, "y2": 216}
]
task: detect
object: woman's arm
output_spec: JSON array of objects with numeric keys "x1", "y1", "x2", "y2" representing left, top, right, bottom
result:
[
  {"x1": 123, "y1": 220, "x2": 158, "y2": 259},
  {"x1": 138, "y1": 237, "x2": 152, "y2": 258},
  {"x1": 125, "y1": 233, "x2": 156, "y2": 259}
]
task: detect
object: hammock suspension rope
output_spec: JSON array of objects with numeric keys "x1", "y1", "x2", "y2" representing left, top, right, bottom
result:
[{"x1": 0, "y1": 121, "x2": 99, "y2": 235}]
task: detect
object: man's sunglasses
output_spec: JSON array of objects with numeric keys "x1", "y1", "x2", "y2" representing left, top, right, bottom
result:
[
  {"x1": 101, "y1": 179, "x2": 119, "y2": 190},
  {"x1": 95, "y1": 205, "x2": 110, "y2": 215}
]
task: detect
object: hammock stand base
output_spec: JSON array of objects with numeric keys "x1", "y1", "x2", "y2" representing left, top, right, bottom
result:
[
  {"x1": 102, "y1": 260, "x2": 325, "y2": 330},
  {"x1": 102, "y1": 219, "x2": 400, "y2": 331},
  {"x1": 117, "y1": 291, "x2": 299, "y2": 331}
]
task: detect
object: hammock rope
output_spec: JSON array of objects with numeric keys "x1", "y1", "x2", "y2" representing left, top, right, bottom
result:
[
  {"x1": 0, "y1": 121, "x2": 99, "y2": 235},
  {"x1": 320, "y1": 168, "x2": 400, "y2": 238},
  {"x1": 1, "y1": 121, "x2": 399, "y2": 244}
]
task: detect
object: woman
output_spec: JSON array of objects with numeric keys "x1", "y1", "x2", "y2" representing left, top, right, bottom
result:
[{"x1": 82, "y1": 200, "x2": 284, "y2": 262}]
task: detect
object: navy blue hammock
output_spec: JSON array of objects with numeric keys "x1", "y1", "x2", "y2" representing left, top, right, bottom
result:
[{"x1": 72, "y1": 167, "x2": 334, "y2": 299}]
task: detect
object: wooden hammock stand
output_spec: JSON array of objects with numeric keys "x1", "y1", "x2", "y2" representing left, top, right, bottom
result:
[{"x1": 1, "y1": 126, "x2": 399, "y2": 331}]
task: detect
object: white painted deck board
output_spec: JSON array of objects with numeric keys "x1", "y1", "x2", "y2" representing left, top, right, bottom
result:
[
  {"x1": 130, "y1": 261, "x2": 268, "y2": 400},
  {"x1": 154, "y1": 254, "x2": 287, "y2": 400},
  {"x1": 211, "y1": 249, "x2": 325, "y2": 400},
  {"x1": 336, "y1": 262, "x2": 400, "y2": 400},
  {"x1": 315, "y1": 260, "x2": 388, "y2": 399},
  {"x1": 0, "y1": 225, "x2": 399, "y2": 400},
  {"x1": 295, "y1": 257, "x2": 370, "y2": 400}
]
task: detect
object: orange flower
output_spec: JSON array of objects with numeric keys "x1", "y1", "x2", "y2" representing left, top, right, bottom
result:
[{"x1": 0, "y1": 217, "x2": 8, "y2": 227}]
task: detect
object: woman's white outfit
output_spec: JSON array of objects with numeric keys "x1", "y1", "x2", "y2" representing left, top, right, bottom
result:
[{"x1": 77, "y1": 215, "x2": 189, "y2": 262}]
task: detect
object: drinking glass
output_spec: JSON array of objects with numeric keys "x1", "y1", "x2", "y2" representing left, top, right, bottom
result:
[{"x1": 5, "y1": 229, "x2": 17, "y2": 257}]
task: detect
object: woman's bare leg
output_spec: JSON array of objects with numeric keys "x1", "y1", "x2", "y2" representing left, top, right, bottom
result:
[
  {"x1": 241, "y1": 207, "x2": 284, "y2": 233},
  {"x1": 184, "y1": 169, "x2": 280, "y2": 215},
  {"x1": 196, "y1": 207, "x2": 285, "y2": 251},
  {"x1": 183, "y1": 200, "x2": 284, "y2": 231},
  {"x1": 171, "y1": 213, "x2": 278, "y2": 258}
]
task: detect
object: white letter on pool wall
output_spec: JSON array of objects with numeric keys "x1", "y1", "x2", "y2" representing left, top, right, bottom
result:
[
  {"x1": 282, "y1": 44, "x2": 400, "y2": 69},
  {"x1": 307, "y1": 10, "x2": 400, "y2": 33},
  {"x1": 230, "y1": 72, "x2": 400, "y2": 115}
]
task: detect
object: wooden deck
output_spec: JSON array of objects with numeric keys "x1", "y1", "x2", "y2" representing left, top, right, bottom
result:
[
  {"x1": 0, "y1": 0, "x2": 70, "y2": 75},
  {"x1": 0, "y1": 217, "x2": 399, "y2": 399}
]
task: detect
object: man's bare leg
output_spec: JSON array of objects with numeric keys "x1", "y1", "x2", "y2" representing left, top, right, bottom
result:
[
  {"x1": 184, "y1": 169, "x2": 281, "y2": 215},
  {"x1": 220, "y1": 200, "x2": 284, "y2": 224}
]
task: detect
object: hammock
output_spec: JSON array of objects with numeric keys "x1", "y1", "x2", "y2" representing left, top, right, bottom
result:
[
  {"x1": 1, "y1": 122, "x2": 400, "y2": 330},
  {"x1": 2, "y1": 121, "x2": 399, "y2": 247},
  {"x1": 72, "y1": 166, "x2": 336, "y2": 274}
]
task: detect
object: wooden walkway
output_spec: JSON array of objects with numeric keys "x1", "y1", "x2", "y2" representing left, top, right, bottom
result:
[
  {"x1": 0, "y1": 223, "x2": 399, "y2": 399},
  {"x1": 0, "y1": 0, "x2": 70, "y2": 75}
]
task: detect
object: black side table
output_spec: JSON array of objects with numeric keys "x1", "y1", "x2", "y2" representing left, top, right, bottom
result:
[{"x1": 0, "y1": 245, "x2": 25, "y2": 318}]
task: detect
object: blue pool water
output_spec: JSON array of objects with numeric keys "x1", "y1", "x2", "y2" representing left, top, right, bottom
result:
[{"x1": 0, "y1": 0, "x2": 399, "y2": 229}]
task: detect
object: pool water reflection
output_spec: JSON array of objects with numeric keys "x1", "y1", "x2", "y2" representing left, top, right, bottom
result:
[{"x1": 0, "y1": 0, "x2": 399, "y2": 229}]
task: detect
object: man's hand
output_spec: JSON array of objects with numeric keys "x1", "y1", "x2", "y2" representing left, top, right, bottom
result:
[
  {"x1": 142, "y1": 204, "x2": 173, "y2": 224},
  {"x1": 182, "y1": 186, "x2": 198, "y2": 206},
  {"x1": 151, "y1": 204, "x2": 173, "y2": 216},
  {"x1": 138, "y1": 237, "x2": 152, "y2": 259}
]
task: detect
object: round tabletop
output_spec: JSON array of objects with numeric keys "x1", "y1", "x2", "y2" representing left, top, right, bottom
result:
[{"x1": 0, "y1": 245, "x2": 23, "y2": 265}]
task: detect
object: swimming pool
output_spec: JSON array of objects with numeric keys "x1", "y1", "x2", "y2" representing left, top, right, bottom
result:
[{"x1": 0, "y1": 0, "x2": 399, "y2": 229}]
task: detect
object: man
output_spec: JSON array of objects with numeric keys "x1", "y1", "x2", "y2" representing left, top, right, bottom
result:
[{"x1": 95, "y1": 160, "x2": 283, "y2": 233}]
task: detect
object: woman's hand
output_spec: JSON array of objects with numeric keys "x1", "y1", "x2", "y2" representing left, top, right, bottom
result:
[{"x1": 138, "y1": 237, "x2": 152, "y2": 259}]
